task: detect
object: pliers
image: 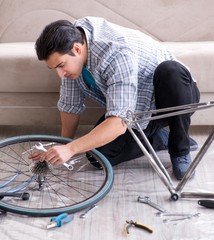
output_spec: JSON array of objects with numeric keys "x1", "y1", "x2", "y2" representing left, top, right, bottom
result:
[
  {"x1": 47, "y1": 213, "x2": 74, "y2": 229},
  {"x1": 125, "y1": 220, "x2": 153, "y2": 236}
]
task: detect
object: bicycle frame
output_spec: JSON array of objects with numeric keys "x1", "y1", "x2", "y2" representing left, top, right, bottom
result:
[{"x1": 123, "y1": 101, "x2": 214, "y2": 200}]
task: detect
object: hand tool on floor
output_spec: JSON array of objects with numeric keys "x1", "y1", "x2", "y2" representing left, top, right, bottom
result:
[
  {"x1": 163, "y1": 216, "x2": 192, "y2": 223},
  {"x1": 157, "y1": 212, "x2": 200, "y2": 223},
  {"x1": 156, "y1": 212, "x2": 200, "y2": 217},
  {"x1": 125, "y1": 220, "x2": 153, "y2": 236},
  {"x1": 137, "y1": 196, "x2": 167, "y2": 212},
  {"x1": 80, "y1": 204, "x2": 97, "y2": 219},
  {"x1": 198, "y1": 199, "x2": 214, "y2": 209},
  {"x1": 46, "y1": 213, "x2": 74, "y2": 229}
]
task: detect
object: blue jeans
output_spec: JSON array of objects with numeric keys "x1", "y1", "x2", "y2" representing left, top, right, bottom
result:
[{"x1": 95, "y1": 61, "x2": 200, "y2": 166}]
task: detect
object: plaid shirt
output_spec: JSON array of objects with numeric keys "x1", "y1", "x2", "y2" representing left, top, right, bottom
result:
[{"x1": 58, "y1": 17, "x2": 177, "y2": 129}]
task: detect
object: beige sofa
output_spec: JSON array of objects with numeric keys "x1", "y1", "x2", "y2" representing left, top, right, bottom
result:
[{"x1": 0, "y1": 0, "x2": 214, "y2": 126}]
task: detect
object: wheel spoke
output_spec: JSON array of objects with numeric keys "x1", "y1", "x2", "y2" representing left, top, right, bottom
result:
[{"x1": 0, "y1": 135, "x2": 113, "y2": 216}]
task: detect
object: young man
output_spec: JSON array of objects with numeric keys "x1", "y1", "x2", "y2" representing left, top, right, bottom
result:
[{"x1": 32, "y1": 17, "x2": 200, "y2": 180}]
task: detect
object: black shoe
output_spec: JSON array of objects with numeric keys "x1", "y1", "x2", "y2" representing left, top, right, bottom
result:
[{"x1": 151, "y1": 128, "x2": 198, "y2": 151}]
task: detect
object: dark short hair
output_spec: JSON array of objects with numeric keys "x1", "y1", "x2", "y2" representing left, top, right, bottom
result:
[{"x1": 35, "y1": 20, "x2": 84, "y2": 60}]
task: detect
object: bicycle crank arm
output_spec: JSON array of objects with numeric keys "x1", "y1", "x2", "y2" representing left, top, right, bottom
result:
[{"x1": 0, "y1": 192, "x2": 30, "y2": 200}]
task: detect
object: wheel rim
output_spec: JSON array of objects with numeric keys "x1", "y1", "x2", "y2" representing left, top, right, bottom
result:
[{"x1": 0, "y1": 135, "x2": 114, "y2": 217}]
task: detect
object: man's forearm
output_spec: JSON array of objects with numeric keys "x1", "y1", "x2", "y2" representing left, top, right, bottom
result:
[
  {"x1": 60, "y1": 112, "x2": 80, "y2": 138},
  {"x1": 66, "y1": 116, "x2": 127, "y2": 155}
]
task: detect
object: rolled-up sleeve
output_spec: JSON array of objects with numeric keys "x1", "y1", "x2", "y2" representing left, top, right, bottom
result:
[
  {"x1": 102, "y1": 51, "x2": 138, "y2": 119},
  {"x1": 57, "y1": 77, "x2": 86, "y2": 114}
]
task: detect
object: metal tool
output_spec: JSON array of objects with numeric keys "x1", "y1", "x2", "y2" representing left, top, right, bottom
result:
[
  {"x1": 80, "y1": 204, "x2": 97, "y2": 219},
  {"x1": 46, "y1": 213, "x2": 74, "y2": 229},
  {"x1": 160, "y1": 212, "x2": 200, "y2": 223},
  {"x1": 22, "y1": 142, "x2": 55, "y2": 155},
  {"x1": 125, "y1": 220, "x2": 153, "y2": 236},
  {"x1": 157, "y1": 212, "x2": 200, "y2": 217},
  {"x1": 137, "y1": 196, "x2": 167, "y2": 213},
  {"x1": 163, "y1": 216, "x2": 192, "y2": 223}
]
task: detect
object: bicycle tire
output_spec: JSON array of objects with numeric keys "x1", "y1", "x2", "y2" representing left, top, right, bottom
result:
[{"x1": 0, "y1": 135, "x2": 114, "y2": 217}]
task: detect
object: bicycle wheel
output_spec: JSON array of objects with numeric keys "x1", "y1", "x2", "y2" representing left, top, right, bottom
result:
[{"x1": 0, "y1": 135, "x2": 114, "y2": 217}]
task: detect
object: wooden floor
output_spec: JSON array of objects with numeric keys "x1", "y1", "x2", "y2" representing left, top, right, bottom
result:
[{"x1": 0, "y1": 125, "x2": 214, "y2": 240}]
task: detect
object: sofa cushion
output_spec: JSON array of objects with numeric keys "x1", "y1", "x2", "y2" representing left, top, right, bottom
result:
[
  {"x1": 0, "y1": 42, "x2": 59, "y2": 92},
  {"x1": 164, "y1": 41, "x2": 214, "y2": 93}
]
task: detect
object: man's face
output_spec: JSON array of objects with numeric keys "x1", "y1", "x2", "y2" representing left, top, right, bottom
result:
[{"x1": 46, "y1": 43, "x2": 86, "y2": 79}]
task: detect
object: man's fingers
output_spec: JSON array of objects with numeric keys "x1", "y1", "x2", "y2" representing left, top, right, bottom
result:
[
  {"x1": 44, "y1": 149, "x2": 60, "y2": 164},
  {"x1": 29, "y1": 145, "x2": 72, "y2": 166},
  {"x1": 28, "y1": 151, "x2": 45, "y2": 161}
]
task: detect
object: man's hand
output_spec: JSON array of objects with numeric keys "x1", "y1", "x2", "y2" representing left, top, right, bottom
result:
[
  {"x1": 29, "y1": 145, "x2": 73, "y2": 165},
  {"x1": 28, "y1": 150, "x2": 46, "y2": 161}
]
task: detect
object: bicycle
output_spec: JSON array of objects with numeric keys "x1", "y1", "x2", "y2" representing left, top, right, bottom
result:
[
  {"x1": 1, "y1": 102, "x2": 213, "y2": 218},
  {"x1": 0, "y1": 135, "x2": 114, "y2": 217}
]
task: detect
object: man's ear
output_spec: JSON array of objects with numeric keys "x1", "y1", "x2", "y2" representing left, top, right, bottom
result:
[{"x1": 72, "y1": 43, "x2": 82, "y2": 55}]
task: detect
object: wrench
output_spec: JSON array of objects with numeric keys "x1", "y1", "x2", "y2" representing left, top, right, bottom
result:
[
  {"x1": 137, "y1": 196, "x2": 167, "y2": 213},
  {"x1": 162, "y1": 213, "x2": 200, "y2": 223},
  {"x1": 157, "y1": 212, "x2": 200, "y2": 217},
  {"x1": 163, "y1": 216, "x2": 191, "y2": 223}
]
